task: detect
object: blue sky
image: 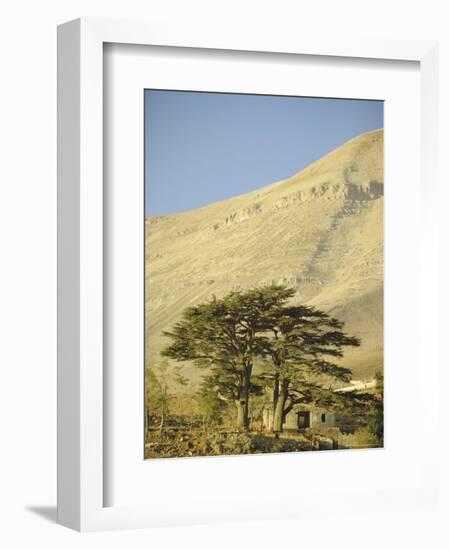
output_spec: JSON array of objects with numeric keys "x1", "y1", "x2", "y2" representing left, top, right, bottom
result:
[{"x1": 145, "y1": 90, "x2": 383, "y2": 216}]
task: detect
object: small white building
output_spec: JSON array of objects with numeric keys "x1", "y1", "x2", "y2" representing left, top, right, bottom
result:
[{"x1": 263, "y1": 406, "x2": 336, "y2": 431}]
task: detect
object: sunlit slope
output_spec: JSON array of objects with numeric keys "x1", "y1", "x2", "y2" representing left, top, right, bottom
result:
[{"x1": 145, "y1": 129, "x2": 383, "y2": 384}]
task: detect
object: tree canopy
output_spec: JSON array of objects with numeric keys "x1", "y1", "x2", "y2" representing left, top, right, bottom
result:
[{"x1": 162, "y1": 285, "x2": 361, "y2": 431}]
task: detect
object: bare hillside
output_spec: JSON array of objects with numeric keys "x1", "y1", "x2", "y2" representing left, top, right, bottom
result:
[{"x1": 145, "y1": 129, "x2": 384, "y2": 385}]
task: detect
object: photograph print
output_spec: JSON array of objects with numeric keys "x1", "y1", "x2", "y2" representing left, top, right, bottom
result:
[{"x1": 144, "y1": 90, "x2": 384, "y2": 459}]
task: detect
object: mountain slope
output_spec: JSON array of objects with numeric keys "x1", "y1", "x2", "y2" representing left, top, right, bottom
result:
[{"x1": 145, "y1": 129, "x2": 384, "y2": 384}]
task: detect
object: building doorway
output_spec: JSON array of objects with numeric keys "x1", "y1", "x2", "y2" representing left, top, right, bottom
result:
[{"x1": 297, "y1": 411, "x2": 310, "y2": 429}]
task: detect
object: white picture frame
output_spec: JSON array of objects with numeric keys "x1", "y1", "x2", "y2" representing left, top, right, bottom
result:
[{"x1": 57, "y1": 17, "x2": 439, "y2": 531}]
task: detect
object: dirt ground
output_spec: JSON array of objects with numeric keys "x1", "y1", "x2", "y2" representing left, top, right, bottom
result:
[{"x1": 145, "y1": 428, "x2": 319, "y2": 459}]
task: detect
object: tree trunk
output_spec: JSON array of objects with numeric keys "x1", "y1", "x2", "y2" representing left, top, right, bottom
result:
[
  {"x1": 272, "y1": 373, "x2": 279, "y2": 420},
  {"x1": 272, "y1": 380, "x2": 289, "y2": 433},
  {"x1": 235, "y1": 400, "x2": 247, "y2": 430},
  {"x1": 235, "y1": 399, "x2": 245, "y2": 430},
  {"x1": 159, "y1": 409, "x2": 165, "y2": 436},
  {"x1": 234, "y1": 362, "x2": 252, "y2": 431},
  {"x1": 265, "y1": 375, "x2": 279, "y2": 432}
]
